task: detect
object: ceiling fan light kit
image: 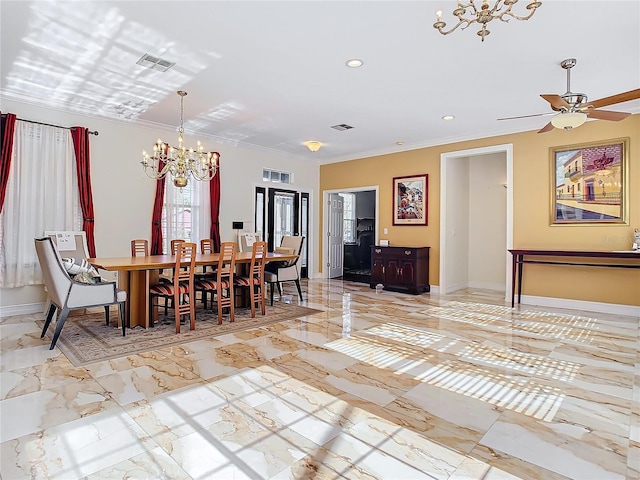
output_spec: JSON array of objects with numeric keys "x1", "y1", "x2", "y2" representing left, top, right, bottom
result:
[
  {"x1": 497, "y1": 58, "x2": 640, "y2": 133},
  {"x1": 433, "y1": 0, "x2": 542, "y2": 42},
  {"x1": 550, "y1": 111, "x2": 587, "y2": 130}
]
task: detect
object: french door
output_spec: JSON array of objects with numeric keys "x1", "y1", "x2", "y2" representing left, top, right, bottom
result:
[{"x1": 255, "y1": 187, "x2": 309, "y2": 278}]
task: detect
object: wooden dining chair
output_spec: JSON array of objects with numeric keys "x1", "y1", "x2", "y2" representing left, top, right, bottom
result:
[
  {"x1": 195, "y1": 238, "x2": 217, "y2": 306},
  {"x1": 130, "y1": 239, "x2": 149, "y2": 256},
  {"x1": 195, "y1": 241, "x2": 237, "y2": 324},
  {"x1": 233, "y1": 241, "x2": 267, "y2": 318},
  {"x1": 149, "y1": 242, "x2": 197, "y2": 333}
]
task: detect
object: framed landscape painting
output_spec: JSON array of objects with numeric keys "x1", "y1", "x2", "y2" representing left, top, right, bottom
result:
[
  {"x1": 393, "y1": 174, "x2": 428, "y2": 225},
  {"x1": 551, "y1": 138, "x2": 628, "y2": 224}
]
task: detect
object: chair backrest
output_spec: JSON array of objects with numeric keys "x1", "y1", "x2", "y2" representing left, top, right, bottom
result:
[
  {"x1": 45, "y1": 231, "x2": 89, "y2": 262},
  {"x1": 279, "y1": 235, "x2": 305, "y2": 267},
  {"x1": 131, "y1": 239, "x2": 149, "y2": 256},
  {"x1": 217, "y1": 242, "x2": 237, "y2": 283},
  {"x1": 249, "y1": 241, "x2": 268, "y2": 280},
  {"x1": 170, "y1": 239, "x2": 185, "y2": 255},
  {"x1": 35, "y1": 237, "x2": 73, "y2": 307},
  {"x1": 174, "y1": 242, "x2": 197, "y2": 284},
  {"x1": 238, "y1": 232, "x2": 262, "y2": 252},
  {"x1": 200, "y1": 238, "x2": 214, "y2": 254}
]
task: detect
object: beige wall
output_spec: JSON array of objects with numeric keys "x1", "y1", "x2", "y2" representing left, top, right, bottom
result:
[{"x1": 320, "y1": 115, "x2": 640, "y2": 306}]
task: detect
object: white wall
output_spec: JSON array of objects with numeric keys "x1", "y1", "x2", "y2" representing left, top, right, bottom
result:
[
  {"x1": 0, "y1": 98, "x2": 319, "y2": 311},
  {"x1": 444, "y1": 157, "x2": 470, "y2": 292},
  {"x1": 468, "y1": 153, "x2": 507, "y2": 291}
]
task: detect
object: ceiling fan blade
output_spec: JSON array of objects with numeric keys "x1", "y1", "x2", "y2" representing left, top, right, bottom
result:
[
  {"x1": 497, "y1": 112, "x2": 554, "y2": 121},
  {"x1": 588, "y1": 89, "x2": 640, "y2": 109},
  {"x1": 537, "y1": 122, "x2": 554, "y2": 134},
  {"x1": 587, "y1": 109, "x2": 631, "y2": 121},
  {"x1": 540, "y1": 94, "x2": 570, "y2": 110}
]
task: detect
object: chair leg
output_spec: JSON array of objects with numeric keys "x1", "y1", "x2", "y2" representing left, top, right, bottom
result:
[
  {"x1": 49, "y1": 307, "x2": 70, "y2": 350},
  {"x1": 174, "y1": 289, "x2": 181, "y2": 334},
  {"x1": 259, "y1": 284, "x2": 266, "y2": 316},
  {"x1": 229, "y1": 284, "x2": 236, "y2": 322},
  {"x1": 120, "y1": 302, "x2": 127, "y2": 336},
  {"x1": 104, "y1": 306, "x2": 110, "y2": 326},
  {"x1": 249, "y1": 285, "x2": 256, "y2": 318},
  {"x1": 270, "y1": 283, "x2": 274, "y2": 306},
  {"x1": 277, "y1": 282, "x2": 282, "y2": 296},
  {"x1": 41, "y1": 304, "x2": 57, "y2": 338},
  {"x1": 295, "y1": 279, "x2": 303, "y2": 301}
]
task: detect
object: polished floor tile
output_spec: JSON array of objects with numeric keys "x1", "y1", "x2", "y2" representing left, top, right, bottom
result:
[{"x1": 0, "y1": 279, "x2": 638, "y2": 479}]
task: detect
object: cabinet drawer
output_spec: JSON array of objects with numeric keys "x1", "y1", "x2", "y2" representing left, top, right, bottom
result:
[{"x1": 398, "y1": 249, "x2": 417, "y2": 258}]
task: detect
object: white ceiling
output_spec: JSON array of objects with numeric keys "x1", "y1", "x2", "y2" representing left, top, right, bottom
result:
[{"x1": 1, "y1": 1, "x2": 639, "y2": 164}]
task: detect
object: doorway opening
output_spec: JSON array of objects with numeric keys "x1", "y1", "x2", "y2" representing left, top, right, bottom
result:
[
  {"x1": 439, "y1": 144, "x2": 513, "y2": 300},
  {"x1": 322, "y1": 187, "x2": 379, "y2": 282},
  {"x1": 255, "y1": 186, "x2": 310, "y2": 278}
]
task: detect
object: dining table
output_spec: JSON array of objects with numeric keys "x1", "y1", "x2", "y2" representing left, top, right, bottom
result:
[{"x1": 88, "y1": 251, "x2": 298, "y2": 329}]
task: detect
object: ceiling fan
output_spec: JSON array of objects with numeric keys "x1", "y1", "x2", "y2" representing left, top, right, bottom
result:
[{"x1": 498, "y1": 58, "x2": 640, "y2": 133}]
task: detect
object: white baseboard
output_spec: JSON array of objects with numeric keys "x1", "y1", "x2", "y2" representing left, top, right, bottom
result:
[
  {"x1": 0, "y1": 302, "x2": 46, "y2": 318},
  {"x1": 468, "y1": 280, "x2": 505, "y2": 292},
  {"x1": 441, "y1": 281, "x2": 468, "y2": 294},
  {"x1": 519, "y1": 295, "x2": 640, "y2": 317}
]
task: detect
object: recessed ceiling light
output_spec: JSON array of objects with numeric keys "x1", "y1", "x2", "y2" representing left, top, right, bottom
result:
[
  {"x1": 396, "y1": 141, "x2": 404, "y2": 146},
  {"x1": 442, "y1": 115, "x2": 455, "y2": 121},
  {"x1": 345, "y1": 59, "x2": 364, "y2": 68}
]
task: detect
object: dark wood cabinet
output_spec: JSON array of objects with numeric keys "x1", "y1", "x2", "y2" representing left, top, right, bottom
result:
[{"x1": 370, "y1": 246, "x2": 430, "y2": 294}]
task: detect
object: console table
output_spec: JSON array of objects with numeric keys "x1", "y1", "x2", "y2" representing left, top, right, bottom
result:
[{"x1": 508, "y1": 249, "x2": 640, "y2": 307}]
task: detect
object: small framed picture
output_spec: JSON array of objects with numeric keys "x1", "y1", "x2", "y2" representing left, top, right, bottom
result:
[
  {"x1": 393, "y1": 174, "x2": 428, "y2": 226},
  {"x1": 551, "y1": 138, "x2": 628, "y2": 224}
]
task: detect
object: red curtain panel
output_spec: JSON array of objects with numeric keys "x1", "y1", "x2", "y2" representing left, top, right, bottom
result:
[
  {"x1": 150, "y1": 163, "x2": 167, "y2": 255},
  {"x1": 70, "y1": 127, "x2": 97, "y2": 257},
  {"x1": 209, "y1": 156, "x2": 221, "y2": 252},
  {"x1": 0, "y1": 113, "x2": 17, "y2": 214}
]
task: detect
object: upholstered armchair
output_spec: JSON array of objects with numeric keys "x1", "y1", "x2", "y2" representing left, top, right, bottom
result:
[
  {"x1": 264, "y1": 235, "x2": 305, "y2": 305},
  {"x1": 35, "y1": 237, "x2": 127, "y2": 350}
]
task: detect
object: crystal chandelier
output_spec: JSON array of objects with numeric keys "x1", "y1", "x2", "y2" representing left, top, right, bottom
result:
[
  {"x1": 141, "y1": 91, "x2": 219, "y2": 188},
  {"x1": 433, "y1": 1, "x2": 542, "y2": 42}
]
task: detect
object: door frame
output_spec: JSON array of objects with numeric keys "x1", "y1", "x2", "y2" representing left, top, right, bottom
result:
[
  {"x1": 322, "y1": 186, "x2": 379, "y2": 279},
  {"x1": 439, "y1": 144, "x2": 513, "y2": 300}
]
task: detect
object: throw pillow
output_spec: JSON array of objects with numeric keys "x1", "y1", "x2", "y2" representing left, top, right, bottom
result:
[{"x1": 62, "y1": 258, "x2": 99, "y2": 276}]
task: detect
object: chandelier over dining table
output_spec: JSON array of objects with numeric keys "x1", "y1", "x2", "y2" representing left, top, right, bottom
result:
[
  {"x1": 141, "y1": 90, "x2": 219, "y2": 188},
  {"x1": 433, "y1": 0, "x2": 542, "y2": 42}
]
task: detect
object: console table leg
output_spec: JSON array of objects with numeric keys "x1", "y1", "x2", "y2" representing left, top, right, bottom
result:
[
  {"x1": 517, "y1": 254, "x2": 524, "y2": 305},
  {"x1": 511, "y1": 254, "x2": 517, "y2": 307}
]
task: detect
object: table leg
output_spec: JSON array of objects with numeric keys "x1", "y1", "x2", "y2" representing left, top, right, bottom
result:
[
  {"x1": 510, "y1": 253, "x2": 517, "y2": 308},
  {"x1": 125, "y1": 270, "x2": 152, "y2": 328},
  {"x1": 517, "y1": 254, "x2": 524, "y2": 305}
]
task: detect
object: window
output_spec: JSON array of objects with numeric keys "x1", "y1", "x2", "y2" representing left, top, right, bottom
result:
[
  {"x1": 162, "y1": 180, "x2": 210, "y2": 253},
  {"x1": 340, "y1": 193, "x2": 356, "y2": 243},
  {"x1": 263, "y1": 168, "x2": 292, "y2": 184},
  {"x1": 0, "y1": 121, "x2": 81, "y2": 287}
]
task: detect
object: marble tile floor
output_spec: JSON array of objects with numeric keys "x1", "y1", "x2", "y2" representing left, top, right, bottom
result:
[{"x1": 1, "y1": 279, "x2": 638, "y2": 479}]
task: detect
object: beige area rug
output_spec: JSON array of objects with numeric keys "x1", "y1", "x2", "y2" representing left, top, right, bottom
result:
[{"x1": 39, "y1": 303, "x2": 323, "y2": 367}]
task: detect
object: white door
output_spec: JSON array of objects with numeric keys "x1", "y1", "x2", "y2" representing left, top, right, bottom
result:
[{"x1": 328, "y1": 193, "x2": 344, "y2": 278}]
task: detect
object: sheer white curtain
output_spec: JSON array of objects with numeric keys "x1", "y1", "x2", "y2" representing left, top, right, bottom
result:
[
  {"x1": 162, "y1": 179, "x2": 210, "y2": 252},
  {"x1": 0, "y1": 121, "x2": 81, "y2": 287}
]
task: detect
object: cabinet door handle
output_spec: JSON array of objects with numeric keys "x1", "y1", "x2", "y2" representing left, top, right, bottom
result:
[
  {"x1": 375, "y1": 249, "x2": 381, "y2": 254},
  {"x1": 404, "y1": 250, "x2": 412, "y2": 255}
]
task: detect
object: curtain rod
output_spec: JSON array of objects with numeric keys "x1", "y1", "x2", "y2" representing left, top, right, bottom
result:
[{"x1": 1, "y1": 114, "x2": 98, "y2": 136}]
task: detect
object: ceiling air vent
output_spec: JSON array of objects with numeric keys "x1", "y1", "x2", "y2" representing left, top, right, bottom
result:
[
  {"x1": 331, "y1": 124, "x2": 354, "y2": 131},
  {"x1": 136, "y1": 54, "x2": 175, "y2": 72}
]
